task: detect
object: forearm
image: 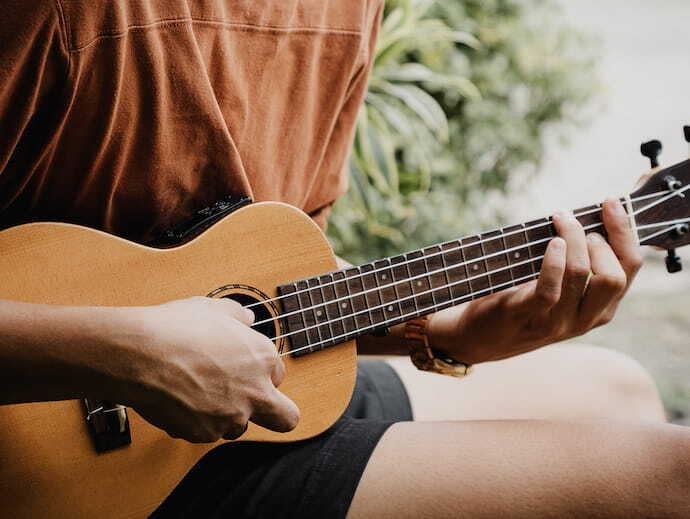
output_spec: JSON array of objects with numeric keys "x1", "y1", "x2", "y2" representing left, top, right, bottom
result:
[
  {"x1": 356, "y1": 323, "x2": 407, "y2": 355},
  {"x1": 356, "y1": 305, "x2": 467, "y2": 356},
  {"x1": 0, "y1": 299, "x2": 137, "y2": 405}
]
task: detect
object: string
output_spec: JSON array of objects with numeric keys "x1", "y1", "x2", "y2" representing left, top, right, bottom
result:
[
  {"x1": 271, "y1": 252, "x2": 545, "y2": 342},
  {"x1": 282, "y1": 271, "x2": 541, "y2": 356},
  {"x1": 256, "y1": 212, "x2": 690, "y2": 330},
  {"x1": 253, "y1": 227, "x2": 562, "y2": 327},
  {"x1": 632, "y1": 184, "x2": 690, "y2": 216},
  {"x1": 636, "y1": 217, "x2": 690, "y2": 230},
  {"x1": 245, "y1": 189, "x2": 671, "y2": 312},
  {"x1": 280, "y1": 221, "x2": 683, "y2": 357},
  {"x1": 267, "y1": 218, "x2": 614, "y2": 344}
]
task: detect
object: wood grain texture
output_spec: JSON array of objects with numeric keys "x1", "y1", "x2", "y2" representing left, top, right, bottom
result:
[{"x1": 0, "y1": 202, "x2": 357, "y2": 518}]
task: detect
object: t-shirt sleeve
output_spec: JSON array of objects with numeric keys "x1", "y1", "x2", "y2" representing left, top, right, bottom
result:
[{"x1": 0, "y1": 1, "x2": 70, "y2": 177}]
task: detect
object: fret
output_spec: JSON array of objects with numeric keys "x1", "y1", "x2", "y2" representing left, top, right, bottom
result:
[
  {"x1": 441, "y1": 241, "x2": 471, "y2": 302},
  {"x1": 345, "y1": 267, "x2": 371, "y2": 330},
  {"x1": 424, "y1": 245, "x2": 451, "y2": 309},
  {"x1": 500, "y1": 231, "x2": 515, "y2": 282},
  {"x1": 307, "y1": 278, "x2": 332, "y2": 348},
  {"x1": 390, "y1": 255, "x2": 415, "y2": 317},
  {"x1": 295, "y1": 280, "x2": 320, "y2": 352},
  {"x1": 319, "y1": 273, "x2": 345, "y2": 341},
  {"x1": 481, "y1": 230, "x2": 512, "y2": 290},
  {"x1": 503, "y1": 224, "x2": 534, "y2": 280},
  {"x1": 406, "y1": 250, "x2": 434, "y2": 312},
  {"x1": 525, "y1": 217, "x2": 554, "y2": 272},
  {"x1": 374, "y1": 258, "x2": 402, "y2": 320},
  {"x1": 332, "y1": 270, "x2": 357, "y2": 337},
  {"x1": 276, "y1": 283, "x2": 309, "y2": 355},
  {"x1": 462, "y1": 235, "x2": 489, "y2": 296},
  {"x1": 360, "y1": 263, "x2": 385, "y2": 330}
]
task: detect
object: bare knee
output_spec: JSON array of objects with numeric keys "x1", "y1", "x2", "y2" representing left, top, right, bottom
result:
[{"x1": 575, "y1": 345, "x2": 665, "y2": 422}]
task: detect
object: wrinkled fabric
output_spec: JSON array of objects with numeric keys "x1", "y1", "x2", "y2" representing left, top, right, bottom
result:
[
  {"x1": 0, "y1": 0, "x2": 383, "y2": 242},
  {"x1": 152, "y1": 360, "x2": 413, "y2": 519}
]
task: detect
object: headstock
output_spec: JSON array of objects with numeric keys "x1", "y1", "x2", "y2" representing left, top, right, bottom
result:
[{"x1": 631, "y1": 158, "x2": 690, "y2": 250}]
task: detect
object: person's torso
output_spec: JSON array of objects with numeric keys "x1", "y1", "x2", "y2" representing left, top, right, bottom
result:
[{"x1": 0, "y1": 0, "x2": 382, "y2": 242}]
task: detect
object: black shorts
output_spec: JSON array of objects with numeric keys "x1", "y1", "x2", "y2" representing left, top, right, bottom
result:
[{"x1": 152, "y1": 360, "x2": 413, "y2": 518}]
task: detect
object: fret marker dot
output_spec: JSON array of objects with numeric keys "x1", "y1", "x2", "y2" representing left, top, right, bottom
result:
[
  {"x1": 416, "y1": 281, "x2": 423, "y2": 287},
  {"x1": 341, "y1": 303, "x2": 348, "y2": 309},
  {"x1": 514, "y1": 252, "x2": 521, "y2": 259},
  {"x1": 387, "y1": 305, "x2": 394, "y2": 312},
  {"x1": 382, "y1": 274, "x2": 388, "y2": 280},
  {"x1": 472, "y1": 264, "x2": 479, "y2": 271},
  {"x1": 316, "y1": 310, "x2": 323, "y2": 317}
]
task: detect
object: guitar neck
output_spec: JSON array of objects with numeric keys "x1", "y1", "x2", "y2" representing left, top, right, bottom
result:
[{"x1": 278, "y1": 198, "x2": 631, "y2": 357}]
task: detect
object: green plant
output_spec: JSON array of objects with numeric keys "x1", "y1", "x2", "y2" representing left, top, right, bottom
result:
[{"x1": 327, "y1": 0, "x2": 597, "y2": 264}]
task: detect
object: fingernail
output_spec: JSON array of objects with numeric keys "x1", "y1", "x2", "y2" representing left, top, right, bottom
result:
[
  {"x1": 606, "y1": 197, "x2": 625, "y2": 214},
  {"x1": 588, "y1": 232, "x2": 604, "y2": 243},
  {"x1": 551, "y1": 237, "x2": 565, "y2": 250},
  {"x1": 554, "y1": 211, "x2": 574, "y2": 221},
  {"x1": 244, "y1": 308, "x2": 255, "y2": 322}
]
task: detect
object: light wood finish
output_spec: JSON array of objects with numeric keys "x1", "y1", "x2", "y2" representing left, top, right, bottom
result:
[{"x1": 0, "y1": 202, "x2": 357, "y2": 518}]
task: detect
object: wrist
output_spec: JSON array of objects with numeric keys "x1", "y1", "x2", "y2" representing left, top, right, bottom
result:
[
  {"x1": 404, "y1": 314, "x2": 473, "y2": 377},
  {"x1": 426, "y1": 305, "x2": 468, "y2": 358}
]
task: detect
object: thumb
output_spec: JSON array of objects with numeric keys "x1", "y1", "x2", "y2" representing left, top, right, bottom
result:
[
  {"x1": 250, "y1": 386, "x2": 300, "y2": 433},
  {"x1": 222, "y1": 298, "x2": 255, "y2": 325}
]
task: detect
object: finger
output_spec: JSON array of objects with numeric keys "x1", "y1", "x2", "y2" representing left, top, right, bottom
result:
[
  {"x1": 219, "y1": 298, "x2": 255, "y2": 325},
  {"x1": 222, "y1": 421, "x2": 249, "y2": 441},
  {"x1": 250, "y1": 387, "x2": 300, "y2": 433},
  {"x1": 528, "y1": 237, "x2": 565, "y2": 310},
  {"x1": 271, "y1": 355, "x2": 287, "y2": 387},
  {"x1": 602, "y1": 198, "x2": 643, "y2": 285},
  {"x1": 552, "y1": 211, "x2": 590, "y2": 312},
  {"x1": 578, "y1": 233, "x2": 627, "y2": 326}
]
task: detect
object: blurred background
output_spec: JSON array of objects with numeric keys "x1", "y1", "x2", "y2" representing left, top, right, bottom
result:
[{"x1": 327, "y1": 0, "x2": 690, "y2": 422}]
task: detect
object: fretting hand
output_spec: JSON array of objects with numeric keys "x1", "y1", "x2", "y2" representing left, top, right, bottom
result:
[{"x1": 427, "y1": 199, "x2": 642, "y2": 364}]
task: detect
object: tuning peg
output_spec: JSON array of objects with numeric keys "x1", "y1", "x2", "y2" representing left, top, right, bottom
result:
[
  {"x1": 641, "y1": 140, "x2": 663, "y2": 168},
  {"x1": 666, "y1": 249, "x2": 682, "y2": 273}
]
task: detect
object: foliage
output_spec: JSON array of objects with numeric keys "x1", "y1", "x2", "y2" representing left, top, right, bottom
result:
[{"x1": 327, "y1": 0, "x2": 597, "y2": 264}]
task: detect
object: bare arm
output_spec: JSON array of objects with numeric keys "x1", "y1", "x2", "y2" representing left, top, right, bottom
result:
[{"x1": 0, "y1": 297, "x2": 299, "y2": 442}]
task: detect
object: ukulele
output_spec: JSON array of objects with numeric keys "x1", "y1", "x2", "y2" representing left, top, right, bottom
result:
[{"x1": 1, "y1": 158, "x2": 689, "y2": 518}]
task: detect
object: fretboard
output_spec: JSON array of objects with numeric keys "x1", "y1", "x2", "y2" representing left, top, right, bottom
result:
[{"x1": 278, "y1": 201, "x2": 616, "y2": 357}]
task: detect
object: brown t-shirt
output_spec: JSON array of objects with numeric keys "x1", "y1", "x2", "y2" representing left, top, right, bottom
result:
[{"x1": 0, "y1": 0, "x2": 382, "y2": 243}]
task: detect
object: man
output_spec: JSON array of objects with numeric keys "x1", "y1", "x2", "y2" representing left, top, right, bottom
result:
[{"x1": 1, "y1": 1, "x2": 688, "y2": 517}]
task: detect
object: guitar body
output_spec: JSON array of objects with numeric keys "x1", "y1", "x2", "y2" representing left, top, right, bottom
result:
[{"x1": 0, "y1": 202, "x2": 357, "y2": 518}]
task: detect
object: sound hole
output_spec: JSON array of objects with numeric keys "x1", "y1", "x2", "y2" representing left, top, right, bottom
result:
[{"x1": 221, "y1": 293, "x2": 277, "y2": 342}]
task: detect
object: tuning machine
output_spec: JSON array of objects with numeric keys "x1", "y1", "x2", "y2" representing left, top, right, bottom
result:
[
  {"x1": 641, "y1": 139, "x2": 662, "y2": 168},
  {"x1": 666, "y1": 249, "x2": 682, "y2": 274}
]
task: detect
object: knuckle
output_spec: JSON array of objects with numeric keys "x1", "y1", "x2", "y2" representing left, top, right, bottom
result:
[
  {"x1": 568, "y1": 264, "x2": 591, "y2": 281},
  {"x1": 598, "y1": 273, "x2": 626, "y2": 292},
  {"x1": 629, "y1": 251, "x2": 643, "y2": 270},
  {"x1": 535, "y1": 288, "x2": 559, "y2": 307},
  {"x1": 223, "y1": 420, "x2": 249, "y2": 440},
  {"x1": 550, "y1": 322, "x2": 568, "y2": 338},
  {"x1": 598, "y1": 310, "x2": 616, "y2": 326}
]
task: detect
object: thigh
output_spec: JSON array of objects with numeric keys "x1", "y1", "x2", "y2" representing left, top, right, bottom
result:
[
  {"x1": 388, "y1": 344, "x2": 665, "y2": 422},
  {"x1": 348, "y1": 420, "x2": 690, "y2": 519}
]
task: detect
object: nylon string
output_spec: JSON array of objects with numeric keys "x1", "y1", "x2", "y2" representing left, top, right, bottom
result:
[
  {"x1": 272, "y1": 217, "x2": 690, "y2": 352},
  {"x1": 245, "y1": 189, "x2": 671, "y2": 314},
  {"x1": 281, "y1": 220, "x2": 688, "y2": 357}
]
